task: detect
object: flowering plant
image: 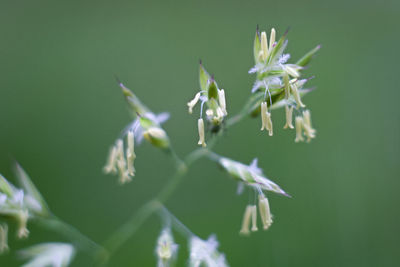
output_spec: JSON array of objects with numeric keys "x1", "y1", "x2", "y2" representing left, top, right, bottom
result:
[{"x1": 0, "y1": 26, "x2": 319, "y2": 266}]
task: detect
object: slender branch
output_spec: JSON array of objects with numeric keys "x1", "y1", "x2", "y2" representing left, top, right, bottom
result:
[
  {"x1": 101, "y1": 146, "x2": 209, "y2": 259},
  {"x1": 158, "y1": 205, "x2": 194, "y2": 238},
  {"x1": 99, "y1": 97, "x2": 256, "y2": 265},
  {"x1": 34, "y1": 215, "x2": 107, "y2": 257}
]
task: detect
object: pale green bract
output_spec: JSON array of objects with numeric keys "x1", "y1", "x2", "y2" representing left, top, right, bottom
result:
[{"x1": 219, "y1": 157, "x2": 289, "y2": 197}]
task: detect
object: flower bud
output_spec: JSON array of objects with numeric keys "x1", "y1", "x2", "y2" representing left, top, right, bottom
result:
[
  {"x1": 187, "y1": 92, "x2": 201, "y2": 114},
  {"x1": 239, "y1": 205, "x2": 252, "y2": 236},
  {"x1": 269, "y1": 28, "x2": 276, "y2": 53},
  {"x1": 284, "y1": 65, "x2": 300, "y2": 78},
  {"x1": 295, "y1": 117, "x2": 305, "y2": 143},
  {"x1": 143, "y1": 127, "x2": 170, "y2": 149},
  {"x1": 260, "y1": 31, "x2": 268, "y2": 61},
  {"x1": 284, "y1": 105, "x2": 294, "y2": 129},
  {"x1": 197, "y1": 118, "x2": 206, "y2": 147},
  {"x1": 218, "y1": 89, "x2": 227, "y2": 115}
]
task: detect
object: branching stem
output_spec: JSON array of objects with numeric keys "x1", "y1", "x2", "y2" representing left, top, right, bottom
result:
[
  {"x1": 96, "y1": 96, "x2": 256, "y2": 265},
  {"x1": 34, "y1": 215, "x2": 106, "y2": 258}
]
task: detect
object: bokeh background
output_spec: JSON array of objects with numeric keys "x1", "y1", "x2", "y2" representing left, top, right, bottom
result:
[{"x1": 0, "y1": 0, "x2": 399, "y2": 266}]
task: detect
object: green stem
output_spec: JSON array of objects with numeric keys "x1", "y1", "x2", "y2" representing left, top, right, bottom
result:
[
  {"x1": 35, "y1": 215, "x2": 107, "y2": 257},
  {"x1": 158, "y1": 205, "x2": 194, "y2": 238},
  {"x1": 100, "y1": 97, "x2": 256, "y2": 265},
  {"x1": 101, "y1": 146, "x2": 210, "y2": 261}
]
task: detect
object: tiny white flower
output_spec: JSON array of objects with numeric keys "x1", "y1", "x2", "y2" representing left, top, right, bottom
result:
[
  {"x1": 155, "y1": 228, "x2": 178, "y2": 267},
  {"x1": 123, "y1": 112, "x2": 170, "y2": 145},
  {"x1": 283, "y1": 105, "x2": 294, "y2": 129},
  {"x1": 189, "y1": 235, "x2": 228, "y2": 267},
  {"x1": 187, "y1": 92, "x2": 201, "y2": 114},
  {"x1": 197, "y1": 118, "x2": 206, "y2": 147},
  {"x1": 19, "y1": 242, "x2": 75, "y2": 267},
  {"x1": 295, "y1": 116, "x2": 305, "y2": 143}
]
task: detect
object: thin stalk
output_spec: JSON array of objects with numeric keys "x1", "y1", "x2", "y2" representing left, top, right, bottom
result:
[
  {"x1": 99, "y1": 96, "x2": 256, "y2": 265},
  {"x1": 34, "y1": 215, "x2": 106, "y2": 257},
  {"x1": 101, "y1": 146, "x2": 210, "y2": 260},
  {"x1": 158, "y1": 205, "x2": 194, "y2": 238}
]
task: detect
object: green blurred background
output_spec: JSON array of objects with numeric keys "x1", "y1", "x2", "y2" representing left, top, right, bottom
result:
[{"x1": 0, "y1": 0, "x2": 399, "y2": 266}]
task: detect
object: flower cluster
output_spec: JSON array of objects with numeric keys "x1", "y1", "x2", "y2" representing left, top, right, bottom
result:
[
  {"x1": 214, "y1": 155, "x2": 288, "y2": 235},
  {"x1": 104, "y1": 81, "x2": 171, "y2": 183},
  {"x1": 154, "y1": 209, "x2": 228, "y2": 267},
  {"x1": 1, "y1": 25, "x2": 321, "y2": 267},
  {"x1": 249, "y1": 27, "x2": 319, "y2": 142},
  {"x1": 104, "y1": 131, "x2": 136, "y2": 184},
  {"x1": 0, "y1": 164, "x2": 49, "y2": 241},
  {"x1": 0, "y1": 164, "x2": 78, "y2": 267},
  {"x1": 187, "y1": 62, "x2": 228, "y2": 147}
]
